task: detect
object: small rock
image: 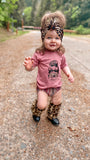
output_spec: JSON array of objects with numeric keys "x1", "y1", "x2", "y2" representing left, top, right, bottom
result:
[
  {"x1": 70, "y1": 150, "x2": 73, "y2": 155},
  {"x1": 68, "y1": 138, "x2": 72, "y2": 141},
  {"x1": 5, "y1": 156, "x2": 9, "y2": 160},
  {"x1": 73, "y1": 158, "x2": 78, "y2": 160},
  {"x1": 65, "y1": 158, "x2": 70, "y2": 160},
  {"x1": 20, "y1": 142, "x2": 27, "y2": 149},
  {"x1": 86, "y1": 153, "x2": 88, "y2": 157},
  {"x1": 81, "y1": 145, "x2": 85, "y2": 150}
]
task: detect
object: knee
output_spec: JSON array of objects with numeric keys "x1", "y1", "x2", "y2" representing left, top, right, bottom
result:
[
  {"x1": 37, "y1": 102, "x2": 47, "y2": 110},
  {"x1": 52, "y1": 98, "x2": 62, "y2": 106},
  {"x1": 52, "y1": 100, "x2": 62, "y2": 106}
]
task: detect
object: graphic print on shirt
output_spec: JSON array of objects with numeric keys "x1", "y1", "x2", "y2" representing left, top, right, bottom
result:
[{"x1": 48, "y1": 60, "x2": 59, "y2": 80}]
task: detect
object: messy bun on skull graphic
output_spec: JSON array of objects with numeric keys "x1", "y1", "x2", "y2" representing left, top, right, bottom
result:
[{"x1": 48, "y1": 60, "x2": 59, "y2": 79}]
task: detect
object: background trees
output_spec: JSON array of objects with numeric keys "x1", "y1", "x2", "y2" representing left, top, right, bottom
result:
[
  {"x1": 0, "y1": 0, "x2": 90, "y2": 30},
  {"x1": 11, "y1": 0, "x2": 25, "y2": 27},
  {"x1": 0, "y1": 0, "x2": 18, "y2": 27},
  {"x1": 28, "y1": 0, "x2": 90, "y2": 29}
]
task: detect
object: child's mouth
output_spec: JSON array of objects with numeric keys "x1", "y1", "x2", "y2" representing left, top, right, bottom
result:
[{"x1": 50, "y1": 44, "x2": 56, "y2": 47}]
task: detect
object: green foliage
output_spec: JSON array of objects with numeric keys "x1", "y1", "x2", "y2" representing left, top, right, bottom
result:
[
  {"x1": 79, "y1": 0, "x2": 90, "y2": 27},
  {"x1": 24, "y1": 0, "x2": 33, "y2": 7},
  {"x1": 75, "y1": 25, "x2": 84, "y2": 34},
  {"x1": 30, "y1": 0, "x2": 37, "y2": 26},
  {"x1": 50, "y1": 0, "x2": 57, "y2": 11},
  {"x1": 0, "y1": 0, "x2": 90, "y2": 35},
  {"x1": 0, "y1": 8, "x2": 4, "y2": 27},
  {"x1": 75, "y1": 25, "x2": 90, "y2": 35},
  {"x1": 24, "y1": 7, "x2": 32, "y2": 25},
  {"x1": 0, "y1": 0, "x2": 18, "y2": 27},
  {"x1": 71, "y1": 6, "x2": 80, "y2": 19},
  {"x1": 11, "y1": 0, "x2": 25, "y2": 27},
  {"x1": 0, "y1": 28, "x2": 29, "y2": 42}
]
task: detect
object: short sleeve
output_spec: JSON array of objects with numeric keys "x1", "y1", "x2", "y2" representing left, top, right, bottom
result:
[
  {"x1": 60, "y1": 54, "x2": 68, "y2": 69},
  {"x1": 31, "y1": 52, "x2": 39, "y2": 67}
]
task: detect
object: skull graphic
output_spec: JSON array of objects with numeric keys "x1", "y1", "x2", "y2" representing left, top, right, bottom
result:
[{"x1": 48, "y1": 60, "x2": 59, "y2": 79}]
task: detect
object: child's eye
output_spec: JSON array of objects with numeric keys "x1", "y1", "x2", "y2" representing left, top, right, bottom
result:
[
  {"x1": 56, "y1": 37, "x2": 59, "y2": 39},
  {"x1": 47, "y1": 37, "x2": 51, "y2": 39}
]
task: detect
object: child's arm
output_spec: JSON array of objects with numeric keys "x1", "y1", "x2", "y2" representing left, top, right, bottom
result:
[
  {"x1": 62, "y1": 66, "x2": 74, "y2": 83},
  {"x1": 23, "y1": 57, "x2": 33, "y2": 71}
]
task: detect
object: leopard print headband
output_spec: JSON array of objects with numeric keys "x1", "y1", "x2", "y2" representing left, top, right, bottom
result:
[{"x1": 41, "y1": 19, "x2": 64, "y2": 41}]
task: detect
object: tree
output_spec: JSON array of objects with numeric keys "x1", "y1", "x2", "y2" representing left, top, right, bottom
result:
[
  {"x1": 12, "y1": 0, "x2": 26, "y2": 27},
  {"x1": 34, "y1": 0, "x2": 55, "y2": 26},
  {"x1": 30, "y1": 0, "x2": 38, "y2": 26},
  {"x1": 79, "y1": 0, "x2": 90, "y2": 27},
  {"x1": 50, "y1": 0, "x2": 57, "y2": 11},
  {"x1": 1, "y1": 0, "x2": 89, "y2": 29},
  {"x1": 24, "y1": 7, "x2": 32, "y2": 25},
  {"x1": 0, "y1": 0, "x2": 18, "y2": 27},
  {"x1": 24, "y1": 0, "x2": 33, "y2": 7}
]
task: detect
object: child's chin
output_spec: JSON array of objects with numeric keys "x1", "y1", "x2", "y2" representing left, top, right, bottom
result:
[{"x1": 49, "y1": 47, "x2": 56, "y2": 51}]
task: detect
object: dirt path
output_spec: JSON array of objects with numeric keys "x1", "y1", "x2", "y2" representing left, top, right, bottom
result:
[{"x1": 0, "y1": 31, "x2": 90, "y2": 160}]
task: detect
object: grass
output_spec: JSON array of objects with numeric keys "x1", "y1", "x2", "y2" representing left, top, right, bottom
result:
[
  {"x1": 0, "y1": 28, "x2": 90, "y2": 42},
  {"x1": 0, "y1": 28, "x2": 29, "y2": 42},
  {"x1": 64, "y1": 32, "x2": 90, "y2": 38}
]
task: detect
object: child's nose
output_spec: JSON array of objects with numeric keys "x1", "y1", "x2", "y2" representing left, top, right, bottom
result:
[{"x1": 51, "y1": 38, "x2": 55, "y2": 42}]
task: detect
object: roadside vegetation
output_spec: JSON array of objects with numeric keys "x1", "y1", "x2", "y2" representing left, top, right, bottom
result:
[
  {"x1": 0, "y1": 27, "x2": 90, "y2": 43},
  {"x1": 0, "y1": 28, "x2": 29, "y2": 42},
  {"x1": 0, "y1": 0, "x2": 90, "y2": 38}
]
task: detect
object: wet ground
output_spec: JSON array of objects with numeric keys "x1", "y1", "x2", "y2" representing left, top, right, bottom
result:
[{"x1": 0, "y1": 31, "x2": 90, "y2": 160}]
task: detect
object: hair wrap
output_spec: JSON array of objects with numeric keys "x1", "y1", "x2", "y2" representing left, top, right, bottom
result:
[{"x1": 41, "y1": 11, "x2": 66, "y2": 41}]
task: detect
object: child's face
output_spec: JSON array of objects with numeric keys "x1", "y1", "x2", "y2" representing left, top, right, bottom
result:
[{"x1": 44, "y1": 30, "x2": 61, "y2": 51}]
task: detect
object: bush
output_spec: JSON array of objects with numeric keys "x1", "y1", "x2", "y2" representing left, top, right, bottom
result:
[{"x1": 75, "y1": 25, "x2": 90, "y2": 35}]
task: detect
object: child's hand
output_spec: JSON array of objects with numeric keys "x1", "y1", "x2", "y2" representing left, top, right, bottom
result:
[
  {"x1": 23, "y1": 57, "x2": 33, "y2": 71},
  {"x1": 67, "y1": 73, "x2": 74, "y2": 83}
]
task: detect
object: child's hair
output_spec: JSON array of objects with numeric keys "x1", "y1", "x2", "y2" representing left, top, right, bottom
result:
[{"x1": 36, "y1": 11, "x2": 66, "y2": 54}]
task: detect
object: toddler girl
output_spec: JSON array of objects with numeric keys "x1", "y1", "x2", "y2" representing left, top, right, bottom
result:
[{"x1": 23, "y1": 11, "x2": 74, "y2": 126}]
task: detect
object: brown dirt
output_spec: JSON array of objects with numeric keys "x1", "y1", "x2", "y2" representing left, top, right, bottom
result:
[{"x1": 0, "y1": 31, "x2": 90, "y2": 160}]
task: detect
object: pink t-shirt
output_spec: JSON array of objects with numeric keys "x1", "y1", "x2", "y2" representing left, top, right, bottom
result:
[{"x1": 31, "y1": 50, "x2": 67, "y2": 89}]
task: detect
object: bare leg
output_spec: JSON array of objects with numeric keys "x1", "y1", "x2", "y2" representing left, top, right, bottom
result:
[
  {"x1": 51, "y1": 89, "x2": 62, "y2": 105},
  {"x1": 37, "y1": 90, "x2": 48, "y2": 110}
]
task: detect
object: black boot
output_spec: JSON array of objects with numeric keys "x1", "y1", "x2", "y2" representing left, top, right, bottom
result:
[
  {"x1": 31, "y1": 100, "x2": 44, "y2": 122},
  {"x1": 47, "y1": 102, "x2": 61, "y2": 126},
  {"x1": 33, "y1": 115, "x2": 40, "y2": 122}
]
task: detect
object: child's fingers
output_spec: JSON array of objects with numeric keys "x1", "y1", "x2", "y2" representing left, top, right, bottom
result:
[
  {"x1": 23, "y1": 61, "x2": 28, "y2": 65},
  {"x1": 28, "y1": 57, "x2": 31, "y2": 60},
  {"x1": 25, "y1": 57, "x2": 28, "y2": 60},
  {"x1": 23, "y1": 62, "x2": 26, "y2": 66},
  {"x1": 67, "y1": 74, "x2": 69, "y2": 77},
  {"x1": 25, "y1": 57, "x2": 31, "y2": 60},
  {"x1": 32, "y1": 60, "x2": 34, "y2": 63},
  {"x1": 68, "y1": 77, "x2": 74, "y2": 83},
  {"x1": 24, "y1": 60, "x2": 27, "y2": 64},
  {"x1": 23, "y1": 60, "x2": 28, "y2": 65}
]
